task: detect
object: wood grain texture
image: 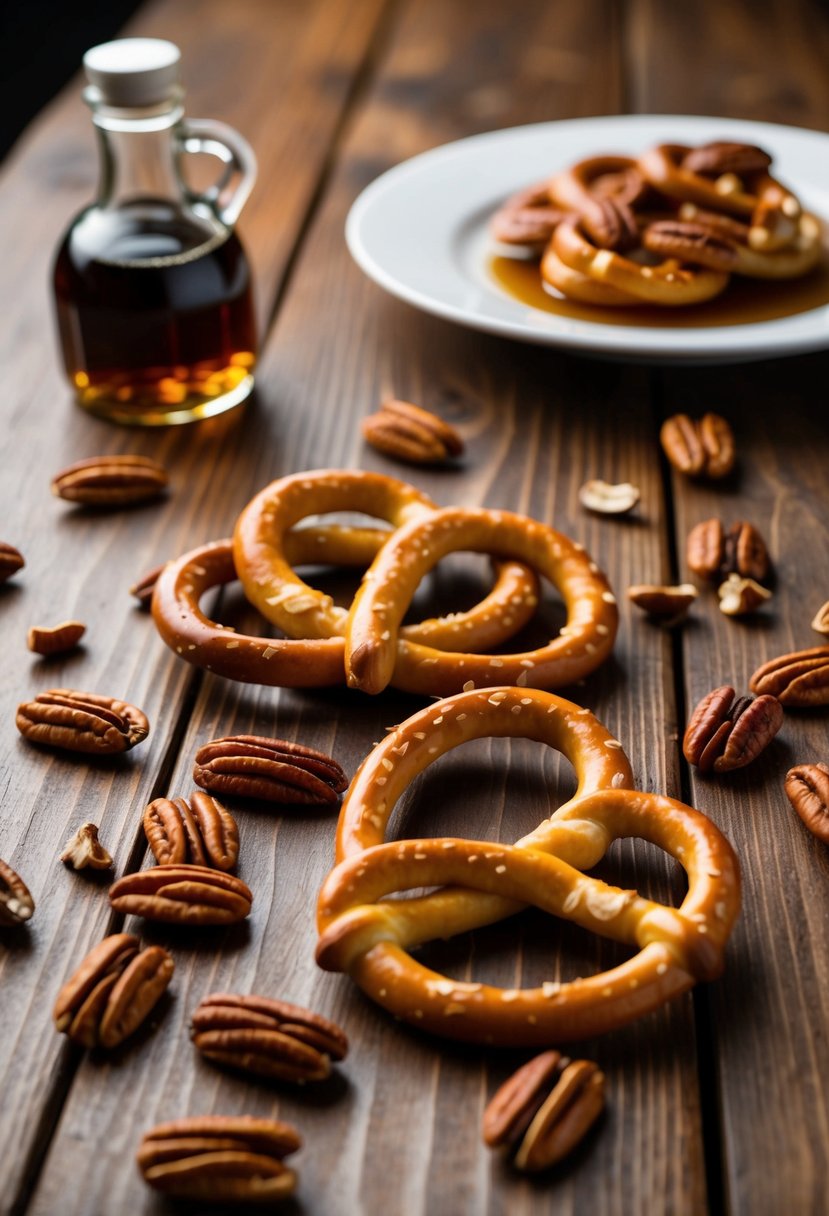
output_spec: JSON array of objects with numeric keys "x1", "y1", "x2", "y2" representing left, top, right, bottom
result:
[
  {"x1": 0, "y1": 0, "x2": 390, "y2": 1211},
  {"x1": 27, "y1": 2, "x2": 710, "y2": 1214}
]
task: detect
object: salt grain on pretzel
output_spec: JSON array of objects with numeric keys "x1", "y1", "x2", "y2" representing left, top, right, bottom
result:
[{"x1": 316, "y1": 687, "x2": 740, "y2": 1046}]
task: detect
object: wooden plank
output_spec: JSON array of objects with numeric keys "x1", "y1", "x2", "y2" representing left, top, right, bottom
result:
[
  {"x1": 29, "y1": 2, "x2": 710, "y2": 1213},
  {"x1": 0, "y1": 1, "x2": 390, "y2": 1211}
]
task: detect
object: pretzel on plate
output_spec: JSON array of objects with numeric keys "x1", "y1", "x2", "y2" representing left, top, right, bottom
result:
[
  {"x1": 547, "y1": 155, "x2": 648, "y2": 251},
  {"x1": 316, "y1": 687, "x2": 741, "y2": 1046},
  {"x1": 344, "y1": 505, "x2": 618, "y2": 695},
  {"x1": 540, "y1": 244, "x2": 643, "y2": 306},
  {"x1": 152, "y1": 528, "x2": 541, "y2": 688}
]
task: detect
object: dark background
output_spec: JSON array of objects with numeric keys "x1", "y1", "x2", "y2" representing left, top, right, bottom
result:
[{"x1": 0, "y1": 1, "x2": 142, "y2": 160}]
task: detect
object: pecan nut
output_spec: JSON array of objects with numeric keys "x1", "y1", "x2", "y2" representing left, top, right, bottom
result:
[
  {"x1": 130, "y1": 562, "x2": 166, "y2": 609},
  {"x1": 0, "y1": 541, "x2": 25, "y2": 583},
  {"x1": 144, "y1": 792, "x2": 239, "y2": 871},
  {"x1": 718, "y1": 574, "x2": 772, "y2": 616},
  {"x1": 109, "y1": 864, "x2": 252, "y2": 925},
  {"x1": 193, "y1": 735, "x2": 348, "y2": 806},
  {"x1": 683, "y1": 685, "x2": 783, "y2": 774},
  {"x1": 627, "y1": 583, "x2": 697, "y2": 623},
  {"x1": 362, "y1": 399, "x2": 464, "y2": 466},
  {"x1": 687, "y1": 518, "x2": 770, "y2": 583},
  {"x1": 137, "y1": 1116, "x2": 301, "y2": 1203},
  {"x1": 643, "y1": 220, "x2": 738, "y2": 271},
  {"x1": 54, "y1": 933, "x2": 173, "y2": 1048},
  {"x1": 681, "y1": 141, "x2": 772, "y2": 178},
  {"x1": 581, "y1": 195, "x2": 639, "y2": 251},
  {"x1": 27, "y1": 620, "x2": 86, "y2": 656},
  {"x1": 661, "y1": 413, "x2": 735, "y2": 479},
  {"x1": 16, "y1": 689, "x2": 149, "y2": 755},
  {"x1": 810, "y1": 601, "x2": 829, "y2": 636},
  {"x1": 490, "y1": 183, "x2": 567, "y2": 247},
  {"x1": 483, "y1": 1051, "x2": 605, "y2": 1171},
  {"x1": 784, "y1": 763, "x2": 829, "y2": 844},
  {"x1": 749, "y1": 645, "x2": 829, "y2": 707},
  {"x1": 61, "y1": 822, "x2": 113, "y2": 870},
  {"x1": 578, "y1": 479, "x2": 640, "y2": 515},
  {"x1": 0, "y1": 858, "x2": 35, "y2": 926},
  {"x1": 51, "y1": 455, "x2": 169, "y2": 507},
  {"x1": 191, "y1": 992, "x2": 348, "y2": 1082}
]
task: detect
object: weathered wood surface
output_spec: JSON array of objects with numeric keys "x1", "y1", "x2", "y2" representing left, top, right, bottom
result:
[{"x1": 1, "y1": 0, "x2": 827, "y2": 1214}]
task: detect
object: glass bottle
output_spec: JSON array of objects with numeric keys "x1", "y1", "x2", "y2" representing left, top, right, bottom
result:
[{"x1": 52, "y1": 38, "x2": 257, "y2": 426}]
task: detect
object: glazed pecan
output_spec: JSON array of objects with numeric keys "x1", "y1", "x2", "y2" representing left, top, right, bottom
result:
[
  {"x1": 191, "y1": 992, "x2": 348, "y2": 1082},
  {"x1": 581, "y1": 195, "x2": 639, "y2": 251},
  {"x1": 16, "y1": 688, "x2": 149, "y2": 755},
  {"x1": 193, "y1": 735, "x2": 348, "y2": 806},
  {"x1": 51, "y1": 455, "x2": 169, "y2": 507},
  {"x1": 683, "y1": 685, "x2": 783, "y2": 775},
  {"x1": 0, "y1": 858, "x2": 34, "y2": 926},
  {"x1": 677, "y1": 203, "x2": 751, "y2": 244},
  {"x1": 144, "y1": 792, "x2": 239, "y2": 871},
  {"x1": 643, "y1": 220, "x2": 738, "y2": 271},
  {"x1": 60, "y1": 822, "x2": 113, "y2": 870},
  {"x1": 718, "y1": 574, "x2": 772, "y2": 617},
  {"x1": 109, "y1": 864, "x2": 252, "y2": 925},
  {"x1": 749, "y1": 645, "x2": 829, "y2": 707},
  {"x1": 578, "y1": 479, "x2": 640, "y2": 515},
  {"x1": 0, "y1": 542, "x2": 24, "y2": 583},
  {"x1": 137, "y1": 1116, "x2": 301, "y2": 1204},
  {"x1": 661, "y1": 413, "x2": 735, "y2": 479},
  {"x1": 490, "y1": 183, "x2": 567, "y2": 247},
  {"x1": 484, "y1": 1051, "x2": 605, "y2": 1171},
  {"x1": 27, "y1": 620, "x2": 86, "y2": 656},
  {"x1": 627, "y1": 583, "x2": 697, "y2": 623},
  {"x1": 785, "y1": 763, "x2": 829, "y2": 844},
  {"x1": 130, "y1": 562, "x2": 166, "y2": 609},
  {"x1": 362, "y1": 399, "x2": 464, "y2": 466},
  {"x1": 681, "y1": 141, "x2": 772, "y2": 178},
  {"x1": 687, "y1": 518, "x2": 770, "y2": 583},
  {"x1": 54, "y1": 933, "x2": 173, "y2": 1048},
  {"x1": 810, "y1": 601, "x2": 829, "y2": 636}
]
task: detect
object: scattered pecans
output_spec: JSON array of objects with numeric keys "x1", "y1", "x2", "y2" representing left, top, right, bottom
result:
[
  {"x1": 16, "y1": 688, "x2": 149, "y2": 755},
  {"x1": 130, "y1": 562, "x2": 166, "y2": 609},
  {"x1": 54, "y1": 933, "x2": 173, "y2": 1048},
  {"x1": 717, "y1": 574, "x2": 772, "y2": 617},
  {"x1": 0, "y1": 542, "x2": 24, "y2": 584},
  {"x1": 193, "y1": 735, "x2": 348, "y2": 806},
  {"x1": 578, "y1": 480, "x2": 640, "y2": 515},
  {"x1": 687, "y1": 518, "x2": 770, "y2": 583},
  {"x1": 362, "y1": 399, "x2": 464, "y2": 466},
  {"x1": 0, "y1": 858, "x2": 35, "y2": 926},
  {"x1": 51, "y1": 454, "x2": 169, "y2": 507},
  {"x1": 628, "y1": 583, "x2": 697, "y2": 624},
  {"x1": 660, "y1": 412, "x2": 736, "y2": 479},
  {"x1": 749, "y1": 645, "x2": 829, "y2": 708},
  {"x1": 61, "y1": 822, "x2": 113, "y2": 871},
  {"x1": 784, "y1": 763, "x2": 829, "y2": 845},
  {"x1": 483, "y1": 1050, "x2": 605, "y2": 1172},
  {"x1": 683, "y1": 685, "x2": 783, "y2": 775},
  {"x1": 27, "y1": 620, "x2": 86, "y2": 656},
  {"x1": 110, "y1": 864, "x2": 252, "y2": 926},
  {"x1": 811, "y1": 601, "x2": 829, "y2": 636},
  {"x1": 144, "y1": 792, "x2": 239, "y2": 871}
]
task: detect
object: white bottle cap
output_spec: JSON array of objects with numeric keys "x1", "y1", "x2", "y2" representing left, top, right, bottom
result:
[{"x1": 83, "y1": 38, "x2": 181, "y2": 107}]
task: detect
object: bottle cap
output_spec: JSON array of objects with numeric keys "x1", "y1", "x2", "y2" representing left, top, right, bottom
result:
[{"x1": 83, "y1": 38, "x2": 181, "y2": 107}]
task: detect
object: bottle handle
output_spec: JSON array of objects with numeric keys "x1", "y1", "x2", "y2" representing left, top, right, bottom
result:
[{"x1": 178, "y1": 119, "x2": 257, "y2": 227}]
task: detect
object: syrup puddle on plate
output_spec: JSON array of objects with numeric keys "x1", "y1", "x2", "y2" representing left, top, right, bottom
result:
[{"x1": 489, "y1": 250, "x2": 829, "y2": 328}]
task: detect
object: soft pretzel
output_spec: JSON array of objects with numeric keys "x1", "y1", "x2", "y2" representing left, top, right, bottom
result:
[
  {"x1": 552, "y1": 219, "x2": 730, "y2": 306},
  {"x1": 152, "y1": 531, "x2": 541, "y2": 688},
  {"x1": 547, "y1": 155, "x2": 647, "y2": 250},
  {"x1": 315, "y1": 687, "x2": 741, "y2": 1046},
  {"x1": 344, "y1": 506, "x2": 618, "y2": 695}
]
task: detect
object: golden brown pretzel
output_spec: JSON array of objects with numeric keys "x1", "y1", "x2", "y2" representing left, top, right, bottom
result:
[
  {"x1": 552, "y1": 218, "x2": 730, "y2": 306},
  {"x1": 547, "y1": 155, "x2": 647, "y2": 250},
  {"x1": 315, "y1": 687, "x2": 741, "y2": 1046},
  {"x1": 344, "y1": 506, "x2": 618, "y2": 695},
  {"x1": 152, "y1": 530, "x2": 541, "y2": 688}
]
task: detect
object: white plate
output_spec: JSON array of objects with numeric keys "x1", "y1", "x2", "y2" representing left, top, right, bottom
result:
[{"x1": 346, "y1": 114, "x2": 829, "y2": 363}]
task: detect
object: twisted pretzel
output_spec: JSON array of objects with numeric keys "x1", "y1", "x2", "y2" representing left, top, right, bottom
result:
[
  {"x1": 152, "y1": 529, "x2": 540, "y2": 689},
  {"x1": 316, "y1": 688, "x2": 740, "y2": 1046}
]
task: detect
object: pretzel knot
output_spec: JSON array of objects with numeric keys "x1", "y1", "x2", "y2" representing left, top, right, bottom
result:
[{"x1": 315, "y1": 687, "x2": 740, "y2": 1046}]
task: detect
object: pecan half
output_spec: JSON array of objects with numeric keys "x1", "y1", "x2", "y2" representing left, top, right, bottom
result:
[
  {"x1": 785, "y1": 763, "x2": 829, "y2": 844},
  {"x1": 627, "y1": 583, "x2": 697, "y2": 623},
  {"x1": 0, "y1": 542, "x2": 25, "y2": 584},
  {"x1": 491, "y1": 183, "x2": 567, "y2": 247},
  {"x1": 27, "y1": 620, "x2": 86, "y2": 656},
  {"x1": 144, "y1": 792, "x2": 239, "y2": 871},
  {"x1": 130, "y1": 562, "x2": 166, "y2": 609},
  {"x1": 686, "y1": 518, "x2": 724, "y2": 579},
  {"x1": 54, "y1": 933, "x2": 173, "y2": 1048},
  {"x1": 109, "y1": 864, "x2": 252, "y2": 925},
  {"x1": 749, "y1": 645, "x2": 829, "y2": 707},
  {"x1": 643, "y1": 220, "x2": 738, "y2": 271},
  {"x1": 681, "y1": 141, "x2": 772, "y2": 178},
  {"x1": 61, "y1": 822, "x2": 113, "y2": 870},
  {"x1": 687, "y1": 518, "x2": 770, "y2": 583},
  {"x1": 677, "y1": 204, "x2": 751, "y2": 244},
  {"x1": 718, "y1": 574, "x2": 772, "y2": 617},
  {"x1": 137, "y1": 1116, "x2": 301, "y2": 1203},
  {"x1": 578, "y1": 479, "x2": 640, "y2": 515},
  {"x1": 661, "y1": 413, "x2": 735, "y2": 479},
  {"x1": 191, "y1": 992, "x2": 348, "y2": 1082},
  {"x1": 193, "y1": 735, "x2": 348, "y2": 806},
  {"x1": 51, "y1": 455, "x2": 169, "y2": 507},
  {"x1": 484, "y1": 1051, "x2": 605, "y2": 1172},
  {"x1": 0, "y1": 858, "x2": 35, "y2": 926},
  {"x1": 811, "y1": 601, "x2": 829, "y2": 636},
  {"x1": 683, "y1": 685, "x2": 783, "y2": 774},
  {"x1": 362, "y1": 399, "x2": 464, "y2": 466},
  {"x1": 16, "y1": 689, "x2": 149, "y2": 755},
  {"x1": 581, "y1": 195, "x2": 639, "y2": 251}
]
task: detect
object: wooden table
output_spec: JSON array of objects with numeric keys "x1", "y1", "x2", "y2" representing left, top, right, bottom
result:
[{"x1": 1, "y1": 1, "x2": 828, "y2": 1213}]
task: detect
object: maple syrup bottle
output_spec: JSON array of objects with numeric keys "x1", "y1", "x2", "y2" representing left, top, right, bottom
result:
[{"x1": 53, "y1": 39, "x2": 257, "y2": 425}]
